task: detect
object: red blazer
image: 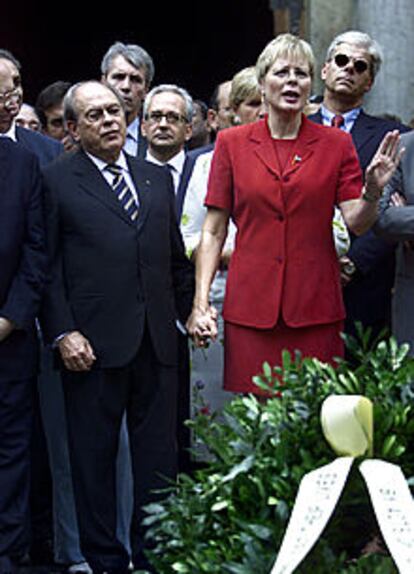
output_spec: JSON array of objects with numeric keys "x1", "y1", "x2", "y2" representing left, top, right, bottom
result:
[{"x1": 205, "y1": 116, "x2": 362, "y2": 329}]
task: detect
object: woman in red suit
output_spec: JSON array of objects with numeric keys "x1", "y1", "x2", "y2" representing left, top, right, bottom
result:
[{"x1": 186, "y1": 34, "x2": 402, "y2": 394}]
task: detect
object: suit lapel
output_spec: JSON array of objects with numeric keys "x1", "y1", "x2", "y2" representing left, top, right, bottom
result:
[
  {"x1": 350, "y1": 111, "x2": 376, "y2": 155},
  {"x1": 308, "y1": 110, "x2": 323, "y2": 125},
  {"x1": 0, "y1": 141, "x2": 9, "y2": 182},
  {"x1": 73, "y1": 150, "x2": 136, "y2": 227},
  {"x1": 175, "y1": 154, "x2": 195, "y2": 222},
  {"x1": 250, "y1": 115, "x2": 318, "y2": 179},
  {"x1": 250, "y1": 120, "x2": 280, "y2": 177},
  {"x1": 283, "y1": 116, "x2": 318, "y2": 178},
  {"x1": 127, "y1": 155, "x2": 152, "y2": 231}
]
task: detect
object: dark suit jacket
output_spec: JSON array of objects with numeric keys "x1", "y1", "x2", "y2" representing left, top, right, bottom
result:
[
  {"x1": 41, "y1": 149, "x2": 194, "y2": 369},
  {"x1": 308, "y1": 109, "x2": 410, "y2": 336},
  {"x1": 175, "y1": 150, "x2": 200, "y2": 221},
  {"x1": 0, "y1": 139, "x2": 46, "y2": 380},
  {"x1": 16, "y1": 125, "x2": 63, "y2": 168}
]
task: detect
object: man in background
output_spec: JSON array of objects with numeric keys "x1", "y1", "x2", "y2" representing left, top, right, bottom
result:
[
  {"x1": 35, "y1": 80, "x2": 75, "y2": 151},
  {"x1": 308, "y1": 30, "x2": 410, "y2": 348},
  {"x1": 142, "y1": 83, "x2": 197, "y2": 471},
  {"x1": 101, "y1": 41, "x2": 154, "y2": 158},
  {"x1": 15, "y1": 103, "x2": 41, "y2": 131}
]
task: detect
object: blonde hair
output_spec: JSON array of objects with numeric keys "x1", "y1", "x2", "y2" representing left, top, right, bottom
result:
[
  {"x1": 256, "y1": 33, "x2": 315, "y2": 83},
  {"x1": 229, "y1": 67, "x2": 261, "y2": 110}
]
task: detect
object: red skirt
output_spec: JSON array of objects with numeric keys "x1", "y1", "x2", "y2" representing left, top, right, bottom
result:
[{"x1": 223, "y1": 319, "x2": 344, "y2": 394}]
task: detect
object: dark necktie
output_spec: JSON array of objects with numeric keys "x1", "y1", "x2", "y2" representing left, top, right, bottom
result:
[
  {"x1": 166, "y1": 163, "x2": 178, "y2": 194},
  {"x1": 105, "y1": 164, "x2": 139, "y2": 222},
  {"x1": 331, "y1": 114, "x2": 345, "y2": 129}
]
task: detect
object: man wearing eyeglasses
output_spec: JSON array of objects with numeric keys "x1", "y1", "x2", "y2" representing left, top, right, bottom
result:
[
  {"x1": 0, "y1": 50, "x2": 63, "y2": 166},
  {"x1": 40, "y1": 80, "x2": 194, "y2": 574},
  {"x1": 141, "y1": 84, "x2": 200, "y2": 473},
  {"x1": 141, "y1": 84, "x2": 196, "y2": 220},
  {"x1": 309, "y1": 30, "x2": 410, "y2": 350}
]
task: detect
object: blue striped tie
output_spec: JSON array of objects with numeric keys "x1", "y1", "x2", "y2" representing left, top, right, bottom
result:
[{"x1": 106, "y1": 164, "x2": 139, "y2": 222}]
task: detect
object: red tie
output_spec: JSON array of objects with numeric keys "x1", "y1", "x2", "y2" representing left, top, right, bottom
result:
[{"x1": 331, "y1": 114, "x2": 345, "y2": 129}]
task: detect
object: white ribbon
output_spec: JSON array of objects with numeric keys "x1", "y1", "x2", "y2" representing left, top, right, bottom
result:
[
  {"x1": 271, "y1": 457, "x2": 354, "y2": 574},
  {"x1": 360, "y1": 460, "x2": 414, "y2": 574},
  {"x1": 271, "y1": 395, "x2": 414, "y2": 573}
]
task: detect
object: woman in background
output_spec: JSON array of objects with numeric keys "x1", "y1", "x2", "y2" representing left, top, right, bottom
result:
[{"x1": 180, "y1": 65, "x2": 265, "y2": 417}]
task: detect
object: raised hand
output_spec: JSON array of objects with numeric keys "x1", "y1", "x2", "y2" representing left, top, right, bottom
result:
[{"x1": 365, "y1": 130, "x2": 404, "y2": 196}]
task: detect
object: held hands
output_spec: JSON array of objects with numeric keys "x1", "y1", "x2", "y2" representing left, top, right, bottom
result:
[
  {"x1": 186, "y1": 305, "x2": 218, "y2": 348},
  {"x1": 58, "y1": 330, "x2": 96, "y2": 371},
  {"x1": 365, "y1": 130, "x2": 404, "y2": 198}
]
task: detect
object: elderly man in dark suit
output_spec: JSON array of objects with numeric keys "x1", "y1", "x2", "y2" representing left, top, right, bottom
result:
[
  {"x1": 0, "y1": 137, "x2": 46, "y2": 573},
  {"x1": 308, "y1": 30, "x2": 409, "y2": 347},
  {"x1": 0, "y1": 49, "x2": 63, "y2": 567},
  {"x1": 41, "y1": 80, "x2": 194, "y2": 574}
]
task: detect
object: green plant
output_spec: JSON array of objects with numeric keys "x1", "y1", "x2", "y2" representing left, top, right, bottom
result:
[{"x1": 143, "y1": 334, "x2": 414, "y2": 573}]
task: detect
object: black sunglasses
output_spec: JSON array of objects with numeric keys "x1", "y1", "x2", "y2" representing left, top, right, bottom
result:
[{"x1": 334, "y1": 53, "x2": 369, "y2": 74}]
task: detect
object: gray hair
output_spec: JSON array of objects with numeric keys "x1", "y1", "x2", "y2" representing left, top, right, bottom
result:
[
  {"x1": 143, "y1": 84, "x2": 194, "y2": 123},
  {"x1": 326, "y1": 30, "x2": 383, "y2": 79},
  {"x1": 101, "y1": 41, "x2": 155, "y2": 87},
  {"x1": 63, "y1": 80, "x2": 125, "y2": 123}
]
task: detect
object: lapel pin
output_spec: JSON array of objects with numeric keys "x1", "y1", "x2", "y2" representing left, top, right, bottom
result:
[{"x1": 292, "y1": 154, "x2": 302, "y2": 165}]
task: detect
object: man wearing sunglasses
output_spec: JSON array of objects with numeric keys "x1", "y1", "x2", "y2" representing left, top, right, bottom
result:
[{"x1": 309, "y1": 30, "x2": 410, "y2": 350}]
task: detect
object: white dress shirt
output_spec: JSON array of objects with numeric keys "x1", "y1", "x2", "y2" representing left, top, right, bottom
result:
[
  {"x1": 86, "y1": 150, "x2": 139, "y2": 204},
  {"x1": 320, "y1": 104, "x2": 362, "y2": 133},
  {"x1": 145, "y1": 149, "x2": 186, "y2": 195},
  {"x1": 123, "y1": 116, "x2": 140, "y2": 157},
  {"x1": 0, "y1": 121, "x2": 17, "y2": 141}
]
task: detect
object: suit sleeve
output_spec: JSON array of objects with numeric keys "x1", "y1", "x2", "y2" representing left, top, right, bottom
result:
[
  {"x1": 375, "y1": 160, "x2": 414, "y2": 242},
  {"x1": 0, "y1": 156, "x2": 47, "y2": 328},
  {"x1": 40, "y1": 171, "x2": 77, "y2": 342},
  {"x1": 204, "y1": 131, "x2": 234, "y2": 212},
  {"x1": 336, "y1": 134, "x2": 363, "y2": 204},
  {"x1": 168, "y1": 176, "x2": 195, "y2": 324},
  {"x1": 346, "y1": 118, "x2": 410, "y2": 274}
]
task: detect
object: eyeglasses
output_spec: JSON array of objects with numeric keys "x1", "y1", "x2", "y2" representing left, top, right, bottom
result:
[
  {"x1": 334, "y1": 53, "x2": 369, "y2": 74},
  {"x1": 146, "y1": 111, "x2": 188, "y2": 125},
  {"x1": 0, "y1": 87, "x2": 21, "y2": 106}
]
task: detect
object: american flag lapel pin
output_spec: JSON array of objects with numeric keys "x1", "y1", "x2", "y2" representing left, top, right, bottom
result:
[{"x1": 292, "y1": 154, "x2": 302, "y2": 165}]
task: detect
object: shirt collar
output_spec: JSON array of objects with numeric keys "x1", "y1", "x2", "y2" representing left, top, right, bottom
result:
[
  {"x1": 127, "y1": 116, "x2": 140, "y2": 142},
  {"x1": 320, "y1": 104, "x2": 361, "y2": 132},
  {"x1": 1, "y1": 121, "x2": 17, "y2": 142},
  {"x1": 85, "y1": 149, "x2": 129, "y2": 174},
  {"x1": 145, "y1": 149, "x2": 186, "y2": 175}
]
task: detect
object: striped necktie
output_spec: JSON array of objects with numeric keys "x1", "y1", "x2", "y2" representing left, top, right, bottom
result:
[{"x1": 105, "y1": 164, "x2": 139, "y2": 222}]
